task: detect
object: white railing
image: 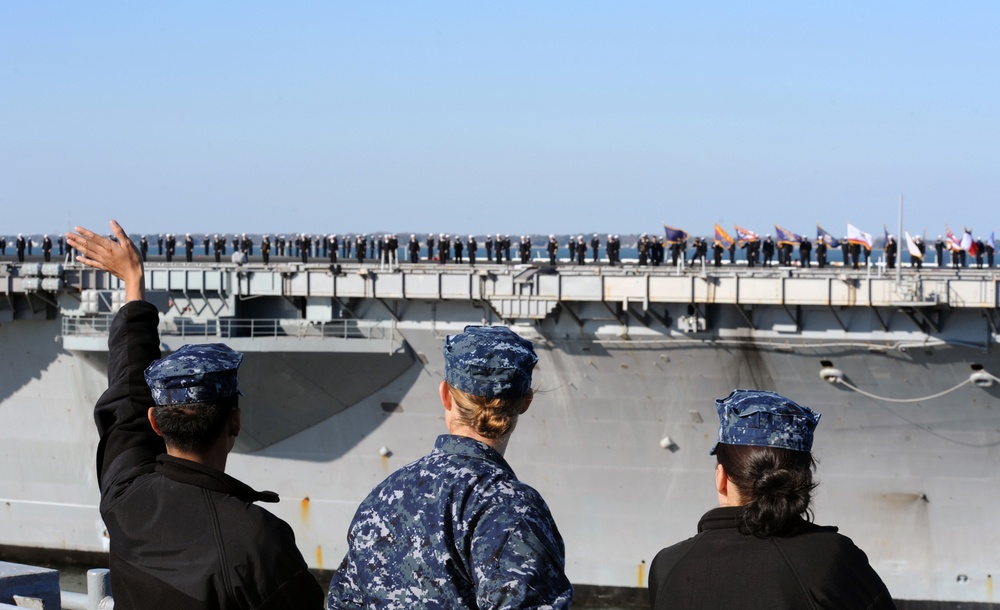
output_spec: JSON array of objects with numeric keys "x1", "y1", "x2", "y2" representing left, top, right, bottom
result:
[{"x1": 62, "y1": 316, "x2": 392, "y2": 341}]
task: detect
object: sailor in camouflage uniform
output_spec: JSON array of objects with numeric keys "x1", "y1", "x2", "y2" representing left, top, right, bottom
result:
[{"x1": 328, "y1": 325, "x2": 573, "y2": 609}]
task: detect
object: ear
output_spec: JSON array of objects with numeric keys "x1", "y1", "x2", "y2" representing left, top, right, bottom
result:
[
  {"x1": 147, "y1": 407, "x2": 164, "y2": 437},
  {"x1": 518, "y1": 391, "x2": 533, "y2": 415},
  {"x1": 439, "y1": 381, "x2": 453, "y2": 412},
  {"x1": 715, "y1": 463, "x2": 728, "y2": 496}
]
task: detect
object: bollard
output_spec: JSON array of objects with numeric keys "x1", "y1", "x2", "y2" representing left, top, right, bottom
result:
[
  {"x1": 61, "y1": 569, "x2": 113, "y2": 610},
  {"x1": 87, "y1": 569, "x2": 113, "y2": 610}
]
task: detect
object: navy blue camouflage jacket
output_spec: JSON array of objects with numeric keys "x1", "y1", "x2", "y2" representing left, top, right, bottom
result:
[{"x1": 328, "y1": 434, "x2": 573, "y2": 609}]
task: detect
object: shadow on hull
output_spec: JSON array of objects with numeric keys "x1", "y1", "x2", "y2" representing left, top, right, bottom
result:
[{"x1": 235, "y1": 347, "x2": 417, "y2": 453}]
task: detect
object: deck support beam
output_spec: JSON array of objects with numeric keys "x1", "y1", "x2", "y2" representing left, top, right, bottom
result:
[
  {"x1": 625, "y1": 305, "x2": 650, "y2": 328},
  {"x1": 734, "y1": 304, "x2": 755, "y2": 331},
  {"x1": 557, "y1": 301, "x2": 584, "y2": 328},
  {"x1": 870, "y1": 306, "x2": 889, "y2": 332},
  {"x1": 827, "y1": 306, "x2": 847, "y2": 332}
]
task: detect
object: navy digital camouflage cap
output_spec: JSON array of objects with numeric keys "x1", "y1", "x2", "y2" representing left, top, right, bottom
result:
[
  {"x1": 143, "y1": 343, "x2": 243, "y2": 406},
  {"x1": 710, "y1": 389, "x2": 821, "y2": 455},
  {"x1": 444, "y1": 326, "x2": 537, "y2": 399}
]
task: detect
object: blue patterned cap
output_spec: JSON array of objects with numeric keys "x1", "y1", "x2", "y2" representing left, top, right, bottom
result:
[
  {"x1": 444, "y1": 326, "x2": 537, "y2": 398},
  {"x1": 710, "y1": 389, "x2": 820, "y2": 455},
  {"x1": 144, "y1": 343, "x2": 243, "y2": 406}
]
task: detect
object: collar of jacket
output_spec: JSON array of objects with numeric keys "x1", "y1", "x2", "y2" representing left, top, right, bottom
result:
[
  {"x1": 697, "y1": 506, "x2": 836, "y2": 536},
  {"x1": 155, "y1": 455, "x2": 279, "y2": 503},
  {"x1": 697, "y1": 506, "x2": 743, "y2": 532},
  {"x1": 433, "y1": 434, "x2": 515, "y2": 476}
]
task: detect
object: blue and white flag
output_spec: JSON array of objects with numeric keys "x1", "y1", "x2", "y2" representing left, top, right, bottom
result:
[
  {"x1": 663, "y1": 225, "x2": 688, "y2": 244},
  {"x1": 774, "y1": 225, "x2": 802, "y2": 246},
  {"x1": 816, "y1": 225, "x2": 840, "y2": 248}
]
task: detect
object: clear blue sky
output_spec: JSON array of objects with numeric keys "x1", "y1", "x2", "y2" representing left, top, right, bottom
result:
[{"x1": 2, "y1": 2, "x2": 997, "y2": 239}]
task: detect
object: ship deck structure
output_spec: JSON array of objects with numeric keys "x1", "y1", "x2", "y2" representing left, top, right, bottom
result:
[{"x1": 1, "y1": 257, "x2": 998, "y2": 605}]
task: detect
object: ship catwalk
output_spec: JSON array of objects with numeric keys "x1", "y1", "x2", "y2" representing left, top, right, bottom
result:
[{"x1": 1, "y1": 259, "x2": 998, "y2": 606}]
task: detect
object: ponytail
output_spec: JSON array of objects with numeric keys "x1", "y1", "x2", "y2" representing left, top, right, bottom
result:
[
  {"x1": 446, "y1": 384, "x2": 531, "y2": 440},
  {"x1": 715, "y1": 443, "x2": 817, "y2": 538}
]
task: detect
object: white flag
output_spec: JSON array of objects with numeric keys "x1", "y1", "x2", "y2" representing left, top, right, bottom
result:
[
  {"x1": 847, "y1": 223, "x2": 873, "y2": 249},
  {"x1": 960, "y1": 230, "x2": 973, "y2": 253},
  {"x1": 905, "y1": 232, "x2": 922, "y2": 260}
]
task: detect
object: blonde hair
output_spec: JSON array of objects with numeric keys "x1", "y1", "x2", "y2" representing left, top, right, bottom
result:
[{"x1": 446, "y1": 383, "x2": 532, "y2": 440}]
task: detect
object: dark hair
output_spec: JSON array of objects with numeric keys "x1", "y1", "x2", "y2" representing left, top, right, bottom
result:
[
  {"x1": 152, "y1": 394, "x2": 239, "y2": 453},
  {"x1": 715, "y1": 443, "x2": 818, "y2": 538}
]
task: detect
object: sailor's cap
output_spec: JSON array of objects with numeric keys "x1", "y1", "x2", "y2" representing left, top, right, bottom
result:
[
  {"x1": 144, "y1": 343, "x2": 243, "y2": 406},
  {"x1": 444, "y1": 326, "x2": 537, "y2": 399},
  {"x1": 710, "y1": 389, "x2": 820, "y2": 455}
]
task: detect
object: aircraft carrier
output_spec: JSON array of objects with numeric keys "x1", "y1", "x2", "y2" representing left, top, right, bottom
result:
[{"x1": 1, "y1": 254, "x2": 998, "y2": 606}]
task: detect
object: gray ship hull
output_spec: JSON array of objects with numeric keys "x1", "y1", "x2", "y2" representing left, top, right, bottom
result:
[{"x1": 1, "y1": 262, "x2": 999, "y2": 604}]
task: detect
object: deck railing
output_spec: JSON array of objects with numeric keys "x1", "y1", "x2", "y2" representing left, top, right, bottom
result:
[{"x1": 62, "y1": 315, "x2": 393, "y2": 341}]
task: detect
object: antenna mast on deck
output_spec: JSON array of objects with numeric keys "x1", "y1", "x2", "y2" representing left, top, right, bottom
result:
[{"x1": 897, "y1": 193, "x2": 903, "y2": 285}]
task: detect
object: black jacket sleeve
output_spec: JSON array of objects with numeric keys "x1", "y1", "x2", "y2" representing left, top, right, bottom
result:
[
  {"x1": 255, "y1": 567, "x2": 326, "y2": 610},
  {"x1": 94, "y1": 300, "x2": 165, "y2": 510}
]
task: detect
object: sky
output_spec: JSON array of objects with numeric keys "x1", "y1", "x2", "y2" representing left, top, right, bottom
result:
[{"x1": 2, "y1": 2, "x2": 998, "y2": 239}]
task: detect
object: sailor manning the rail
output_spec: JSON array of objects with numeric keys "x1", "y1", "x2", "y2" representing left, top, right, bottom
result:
[
  {"x1": 67, "y1": 220, "x2": 324, "y2": 610},
  {"x1": 328, "y1": 325, "x2": 573, "y2": 609}
]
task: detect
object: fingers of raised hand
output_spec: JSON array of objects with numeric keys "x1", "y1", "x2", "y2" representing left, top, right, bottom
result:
[
  {"x1": 109, "y1": 220, "x2": 130, "y2": 245},
  {"x1": 66, "y1": 226, "x2": 116, "y2": 268},
  {"x1": 67, "y1": 234, "x2": 105, "y2": 260}
]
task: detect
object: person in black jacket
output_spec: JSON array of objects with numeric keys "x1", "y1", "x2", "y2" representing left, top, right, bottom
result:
[
  {"x1": 467, "y1": 235, "x2": 477, "y2": 266},
  {"x1": 649, "y1": 389, "x2": 895, "y2": 610},
  {"x1": 65, "y1": 220, "x2": 324, "y2": 610},
  {"x1": 885, "y1": 235, "x2": 897, "y2": 270},
  {"x1": 850, "y1": 242, "x2": 862, "y2": 270},
  {"x1": 762, "y1": 235, "x2": 775, "y2": 266}
]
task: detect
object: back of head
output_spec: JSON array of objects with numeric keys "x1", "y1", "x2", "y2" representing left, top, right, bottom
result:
[
  {"x1": 714, "y1": 443, "x2": 816, "y2": 537},
  {"x1": 711, "y1": 389, "x2": 821, "y2": 537},
  {"x1": 144, "y1": 343, "x2": 244, "y2": 453},
  {"x1": 151, "y1": 395, "x2": 239, "y2": 453},
  {"x1": 443, "y1": 326, "x2": 537, "y2": 439}
]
